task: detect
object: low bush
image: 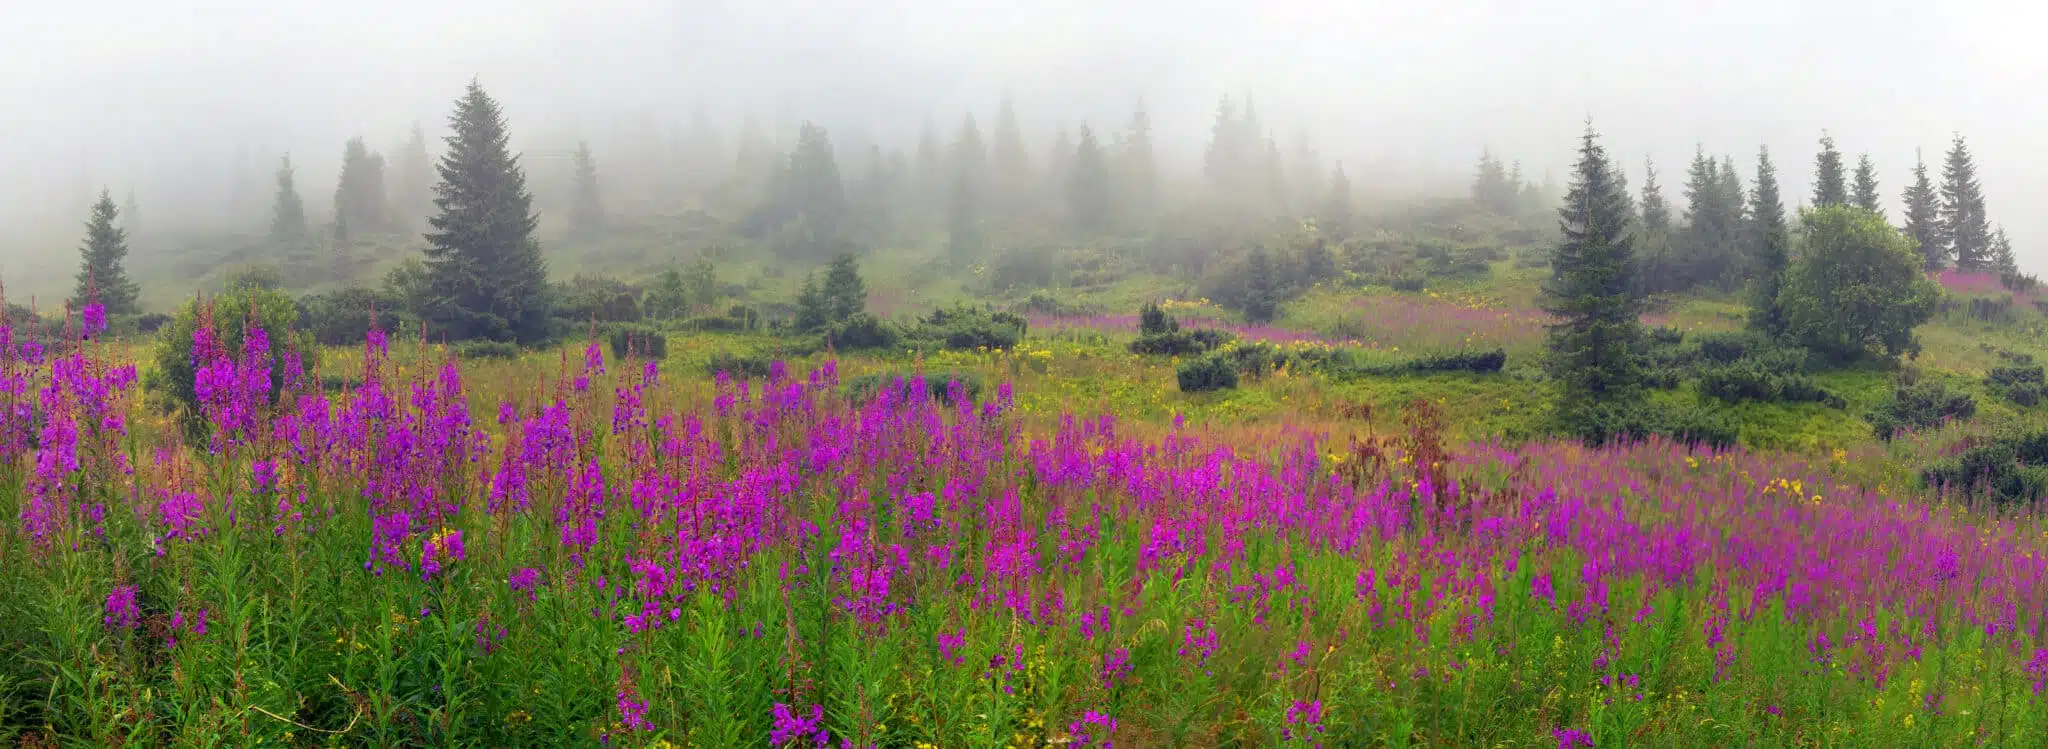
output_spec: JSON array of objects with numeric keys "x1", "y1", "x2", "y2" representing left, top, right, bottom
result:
[
  {"x1": 1696, "y1": 359, "x2": 1841, "y2": 407},
  {"x1": 1869, "y1": 373, "x2": 1977, "y2": 440},
  {"x1": 1557, "y1": 400, "x2": 1739, "y2": 449},
  {"x1": 908, "y1": 305, "x2": 1028, "y2": 351},
  {"x1": 1987, "y1": 365, "x2": 2046, "y2": 407},
  {"x1": 455, "y1": 340, "x2": 521, "y2": 361},
  {"x1": 1922, "y1": 428, "x2": 2048, "y2": 505},
  {"x1": 1176, "y1": 354, "x2": 1240, "y2": 393},
  {"x1": 824, "y1": 313, "x2": 902, "y2": 351},
  {"x1": 844, "y1": 370, "x2": 983, "y2": 405},
  {"x1": 1129, "y1": 329, "x2": 1233, "y2": 357},
  {"x1": 1407, "y1": 349, "x2": 1506, "y2": 374},
  {"x1": 606, "y1": 324, "x2": 668, "y2": 360},
  {"x1": 705, "y1": 352, "x2": 776, "y2": 379}
]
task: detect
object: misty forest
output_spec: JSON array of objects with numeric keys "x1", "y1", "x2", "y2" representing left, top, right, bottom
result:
[{"x1": 5, "y1": 2, "x2": 2048, "y2": 747}]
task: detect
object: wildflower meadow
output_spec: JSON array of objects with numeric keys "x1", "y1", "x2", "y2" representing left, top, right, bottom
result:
[{"x1": 2, "y1": 309, "x2": 2046, "y2": 748}]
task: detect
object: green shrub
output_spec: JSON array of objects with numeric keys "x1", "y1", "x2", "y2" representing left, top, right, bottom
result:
[
  {"x1": 1869, "y1": 374, "x2": 1977, "y2": 440},
  {"x1": 1130, "y1": 329, "x2": 1233, "y2": 357},
  {"x1": 606, "y1": 324, "x2": 668, "y2": 360},
  {"x1": 1646, "y1": 326, "x2": 1686, "y2": 346},
  {"x1": 909, "y1": 305, "x2": 1028, "y2": 351},
  {"x1": 705, "y1": 352, "x2": 776, "y2": 379},
  {"x1": 1407, "y1": 349, "x2": 1506, "y2": 374},
  {"x1": 1177, "y1": 354, "x2": 1240, "y2": 392},
  {"x1": 1557, "y1": 400, "x2": 1738, "y2": 449},
  {"x1": 1692, "y1": 331, "x2": 1776, "y2": 365},
  {"x1": 135, "y1": 312, "x2": 171, "y2": 334},
  {"x1": 1696, "y1": 359, "x2": 1841, "y2": 406},
  {"x1": 455, "y1": 340, "x2": 521, "y2": 360},
  {"x1": 1922, "y1": 428, "x2": 2048, "y2": 504},
  {"x1": 844, "y1": 370, "x2": 983, "y2": 405},
  {"x1": 299, "y1": 285, "x2": 394, "y2": 346},
  {"x1": 679, "y1": 315, "x2": 746, "y2": 333},
  {"x1": 147, "y1": 285, "x2": 316, "y2": 437},
  {"x1": 825, "y1": 313, "x2": 901, "y2": 351}
]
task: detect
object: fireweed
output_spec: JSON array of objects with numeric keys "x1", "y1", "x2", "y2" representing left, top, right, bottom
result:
[{"x1": 0, "y1": 322, "x2": 2044, "y2": 747}]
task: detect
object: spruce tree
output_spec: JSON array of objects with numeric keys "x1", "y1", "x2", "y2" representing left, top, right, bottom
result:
[
  {"x1": 1044, "y1": 128, "x2": 1075, "y2": 202},
  {"x1": 421, "y1": 80, "x2": 549, "y2": 343},
  {"x1": 684, "y1": 258, "x2": 719, "y2": 315},
  {"x1": 1472, "y1": 150, "x2": 1515, "y2": 214},
  {"x1": 1066, "y1": 124, "x2": 1113, "y2": 232},
  {"x1": 1113, "y1": 102, "x2": 1158, "y2": 227},
  {"x1": 1288, "y1": 133, "x2": 1324, "y2": 214},
  {"x1": 269, "y1": 154, "x2": 307, "y2": 246},
  {"x1": 569, "y1": 140, "x2": 605, "y2": 238},
  {"x1": 395, "y1": 122, "x2": 435, "y2": 230},
  {"x1": 822, "y1": 252, "x2": 866, "y2": 319},
  {"x1": 1262, "y1": 138, "x2": 1290, "y2": 217},
  {"x1": 989, "y1": 96, "x2": 1031, "y2": 218},
  {"x1": 793, "y1": 272, "x2": 828, "y2": 331},
  {"x1": 1320, "y1": 163, "x2": 1353, "y2": 240},
  {"x1": 1991, "y1": 226, "x2": 2019, "y2": 275},
  {"x1": 947, "y1": 118, "x2": 987, "y2": 265},
  {"x1": 1851, "y1": 154, "x2": 1882, "y2": 216},
  {"x1": 1902, "y1": 153, "x2": 1944, "y2": 270},
  {"x1": 1639, "y1": 158, "x2": 1672, "y2": 234},
  {"x1": 1543, "y1": 124, "x2": 1642, "y2": 415},
  {"x1": 70, "y1": 190, "x2": 141, "y2": 314},
  {"x1": 334, "y1": 136, "x2": 390, "y2": 239},
  {"x1": 1243, "y1": 246, "x2": 1279, "y2": 324},
  {"x1": 122, "y1": 189, "x2": 140, "y2": 237},
  {"x1": 787, "y1": 123, "x2": 847, "y2": 254},
  {"x1": 1676, "y1": 148, "x2": 1743, "y2": 290},
  {"x1": 1811, "y1": 133, "x2": 1847, "y2": 207},
  {"x1": 1633, "y1": 157, "x2": 1673, "y2": 297},
  {"x1": 1939, "y1": 134, "x2": 1992, "y2": 271},
  {"x1": 1746, "y1": 146, "x2": 1791, "y2": 336}
]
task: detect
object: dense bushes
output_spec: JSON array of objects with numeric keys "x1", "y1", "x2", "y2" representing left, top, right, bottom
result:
[
  {"x1": 1176, "y1": 354, "x2": 1240, "y2": 393},
  {"x1": 1556, "y1": 399, "x2": 1739, "y2": 449},
  {"x1": 910, "y1": 305, "x2": 1027, "y2": 351},
  {"x1": 1922, "y1": 428, "x2": 2048, "y2": 504},
  {"x1": 1695, "y1": 357, "x2": 1841, "y2": 407},
  {"x1": 705, "y1": 352, "x2": 775, "y2": 379},
  {"x1": 606, "y1": 324, "x2": 668, "y2": 360},
  {"x1": 146, "y1": 285, "x2": 316, "y2": 438},
  {"x1": 299, "y1": 285, "x2": 395, "y2": 346},
  {"x1": 1869, "y1": 373, "x2": 1977, "y2": 440},
  {"x1": 1407, "y1": 349, "x2": 1506, "y2": 374},
  {"x1": 1986, "y1": 363, "x2": 2046, "y2": 407},
  {"x1": 844, "y1": 370, "x2": 984, "y2": 405},
  {"x1": 454, "y1": 340, "x2": 521, "y2": 360},
  {"x1": 1129, "y1": 303, "x2": 1232, "y2": 356}
]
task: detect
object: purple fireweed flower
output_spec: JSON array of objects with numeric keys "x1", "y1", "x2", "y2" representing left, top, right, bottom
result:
[
  {"x1": 1282, "y1": 699, "x2": 1324, "y2": 741},
  {"x1": 937, "y1": 628, "x2": 966, "y2": 665},
  {"x1": 770, "y1": 703, "x2": 827, "y2": 747},
  {"x1": 1099, "y1": 647, "x2": 1132, "y2": 689},
  {"x1": 1068, "y1": 710, "x2": 1116, "y2": 748},
  {"x1": 420, "y1": 529, "x2": 465, "y2": 581},
  {"x1": 1553, "y1": 727, "x2": 1594, "y2": 748},
  {"x1": 104, "y1": 585, "x2": 139, "y2": 630},
  {"x1": 616, "y1": 685, "x2": 651, "y2": 731},
  {"x1": 80, "y1": 302, "x2": 106, "y2": 337},
  {"x1": 510, "y1": 567, "x2": 542, "y2": 600}
]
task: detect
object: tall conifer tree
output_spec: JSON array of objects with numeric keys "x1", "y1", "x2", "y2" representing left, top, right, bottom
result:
[
  {"x1": 1811, "y1": 133, "x2": 1847, "y2": 207},
  {"x1": 1901, "y1": 152, "x2": 1943, "y2": 269},
  {"x1": 1320, "y1": 163, "x2": 1353, "y2": 240},
  {"x1": 269, "y1": 154, "x2": 307, "y2": 246},
  {"x1": 1113, "y1": 103, "x2": 1158, "y2": 228},
  {"x1": 988, "y1": 96, "x2": 1031, "y2": 217},
  {"x1": 1747, "y1": 146, "x2": 1791, "y2": 336},
  {"x1": 1939, "y1": 134, "x2": 1992, "y2": 271},
  {"x1": 70, "y1": 190, "x2": 141, "y2": 314},
  {"x1": 1543, "y1": 124, "x2": 1642, "y2": 413},
  {"x1": 1851, "y1": 154, "x2": 1883, "y2": 216},
  {"x1": 421, "y1": 80, "x2": 549, "y2": 342},
  {"x1": 1066, "y1": 124, "x2": 1112, "y2": 232},
  {"x1": 569, "y1": 140, "x2": 605, "y2": 238}
]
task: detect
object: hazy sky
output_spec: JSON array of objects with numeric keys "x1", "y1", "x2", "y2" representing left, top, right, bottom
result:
[{"x1": 4, "y1": 0, "x2": 2044, "y2": 273}]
